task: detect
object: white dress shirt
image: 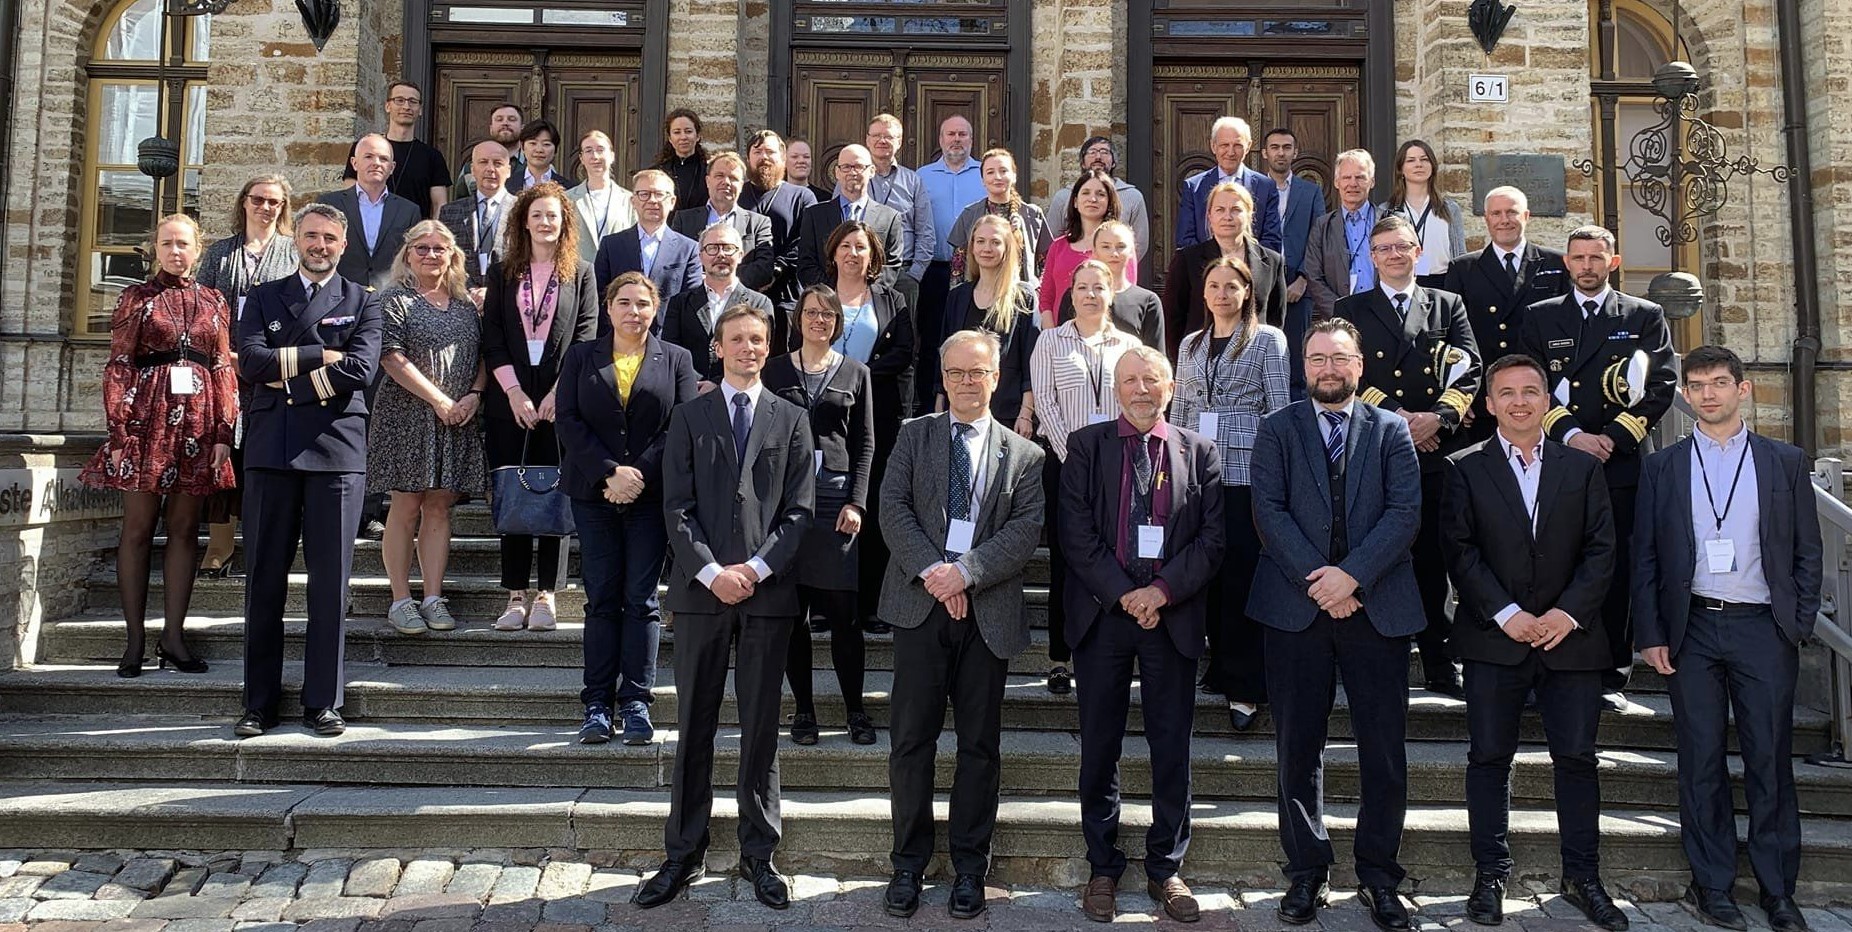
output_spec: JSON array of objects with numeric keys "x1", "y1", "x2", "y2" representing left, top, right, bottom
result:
[
  {"x1": 1492, "y1": 432, "x2": 1548, "y2": 628},
  {"x1": 697, "y1": 380, "x2": 775, "y2": 588},
  {"x1": 1379, "y1": 279, "x2": 1419, "y2": 318}
]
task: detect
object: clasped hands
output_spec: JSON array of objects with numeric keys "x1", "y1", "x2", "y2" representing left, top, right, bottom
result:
[
  {"x1": 1118, "y1": 585, "x2": 1169, "y2": 629},
  {"x1": 506, "y1": 386, "x2": 556, "y2": 429},
  {"x1": 1567, "y1": 431, "x2": 1615, "y2": 463},
  {"x1": 432, "y1": 392, "x2": 479, "y2": 426},
  {"x1": 709, "y1": 563, "x2": 761, "y2": 605},
  {"x1": 923, "y1": 562, "x2": 970, "y2": 620},
  {"x1": 603, "y1": 466, "x2": 645, "y2": 505},
  {"x1": 1395, "y1": 409, "x2": 1443, "y2": 453},
  {"x1": 1305, "y1": 565, "x2": 1361, "y2": 618},
  {"x1": 1502, "y1": 608, "x2": 1578, "y2": 650}
]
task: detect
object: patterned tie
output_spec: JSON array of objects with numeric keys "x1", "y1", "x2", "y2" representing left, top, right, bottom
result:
[
  {"x1": 731, "y1": 392, "x2": 751, "y2": 463},
  {"x1": 641, "y1": 235, "x2": 660, "y2": 276},
  {"x1": 1323, "y1": 410, "x2": 1347, "y2": 468},
  {"x1": 1393, "y1": 292, "x2": 1408, "y2": 321},
  {"x1": 1127, "y1": 435, "x2": 1157, "y2": 586},
  {"x1": 848, "y1": 201, "x2": 863, "y2": 224},
  {"x1": 946, "y1": 422, "x2": 974, "y2": 560},
  {"x1": 1503, "y1": 250, "x2": 1520, "y2": 287}
]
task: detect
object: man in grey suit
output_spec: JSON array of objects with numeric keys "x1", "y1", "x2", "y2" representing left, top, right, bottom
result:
[
  {"x1": 317, "y1": 134, "x2": 421, "y2": 291},
  {"x1": 878, "y1": 329, "x2": 1046, "y2": 922},
  {"x1": 1302, "y1": 149, "x2": 1381, "y2": 321},
  {"x1": 1249, "y1": 317, "x2": 1423, "y2": 932},
  {"x1": 633, "y1": 304, "x2": 815, "y2": 913}
]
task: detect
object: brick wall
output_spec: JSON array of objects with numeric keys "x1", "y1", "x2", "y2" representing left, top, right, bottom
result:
[{"x1": 1026, "y1": 0, "x2": 1120, "y2": 202}]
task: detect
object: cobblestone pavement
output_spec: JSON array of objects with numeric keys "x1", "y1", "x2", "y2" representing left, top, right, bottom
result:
[{"x1": 3, "y1": 849, "x2": 1850, "y2": 932}]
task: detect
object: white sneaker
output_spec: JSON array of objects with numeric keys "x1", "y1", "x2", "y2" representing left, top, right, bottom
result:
[
  {"x1": 526, "y1": 595, "x2": 558, "y2": 632},
  {"x1": 493, "y1": 599, "x2": 527, "y2": 631}
]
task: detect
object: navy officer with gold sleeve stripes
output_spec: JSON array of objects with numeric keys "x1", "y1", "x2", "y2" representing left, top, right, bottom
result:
[
  {"x1": 1334, "y1": 213, "x2": 1480, "y2": 698},
  {"x1": 232, "y1": 202, "x2": 384, "y2": 739},
  {"x1": 1518, "y1": 224, "x2": 1675, "y2": 711}
]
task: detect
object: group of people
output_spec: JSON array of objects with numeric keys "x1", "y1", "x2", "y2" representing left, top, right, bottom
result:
[{"x1": 82, "y1": 81, "x2": 1820, "y2": 932}]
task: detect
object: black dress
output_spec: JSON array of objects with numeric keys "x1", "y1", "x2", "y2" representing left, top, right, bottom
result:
[{"x1": 763, "y1": 351, "x2": 875, "y2": 591}]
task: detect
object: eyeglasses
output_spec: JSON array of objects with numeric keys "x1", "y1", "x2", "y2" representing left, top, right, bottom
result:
[
  {"x1": 387, "y1": 96, "x2": 422, "y2": 106},
  {"x1": 1684, "y1": 377, "x2": 1742, "y2": 392},
  {"x1": 801, "y1": 308, "x2": 837, "y2": 321},
  {"x1": 1370, "y1": 242, "x2": 1419, "y2": 256},
  {"x1": 942, "y1": 368, "x2": 995, "y2": 383},
  {"x1": 246, "y1": 196, "x2": 285, "y2": 208},
  {"x1": 634, "y1": 190, "x2": 671, "y2": 201},
  {"x1": 701, "y1": 244, "x2": 742, "y2": 256},
  {"x1": 837, "y1": 164, "x2": 871, "y2": 174},
  {"x1": 1304, "y1": 353, "x2": 1363, "y2": 368},
  {"x1": 411, "y1": 244, "x2": 450, "y2": 256}
]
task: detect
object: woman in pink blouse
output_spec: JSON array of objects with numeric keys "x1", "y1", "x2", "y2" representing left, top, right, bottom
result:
[{"x1": 1038, "y1": 168, "x2": 1134, "y2": 322}]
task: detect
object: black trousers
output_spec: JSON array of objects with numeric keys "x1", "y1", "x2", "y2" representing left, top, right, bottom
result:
[
  {"x1": 663, "y1": 607, "x2": 794, "y2": 862},
  {"x1": 1464, "y1": 655, "x2": 1603, "y2": 880},
  {"x1": 242, "y1": 468, "x2": 362, "y2": 714},
  {"x1": 486, "y1": 416, "x2": 565, "y2": 591},
  {"x1": 889, "y1": 603, "x2": 1010, "y2": 876},
  {"x1": 1265, "y1": 611, "x2": 1410, "y2": 888},
  {"x1": 914, "y1": 260, "x2": 954, "y2": 412},
  {"x1": 1203, "y1": 484, "x2": 1267, "y2": 702},
  {"x1": 1042, "y1": 447, "x2": 1071, "y2": 664},
  {"x1": 1668, "y1": 603, "x2": 1801, "y2": 897},
  {"x1": 786, "y1": 587, "x2": 867, "y2": 717},
  {"x1": 1601, "y1": 483, "x2": 1638, "y2": 690},
  {"x1": 1074, "y1": 612, "x2": 1197, "y2": 882},
  {"x1": 1412, "y1": 468, "x2": 1455, "y2": 682}
]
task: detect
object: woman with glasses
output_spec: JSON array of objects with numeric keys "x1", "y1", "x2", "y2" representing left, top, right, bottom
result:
[
  {"x1": 566, "y1": 130, "x2": 637, "y2": 264},
  {"x1": 766, "y1": 284, "x2": 877, "y2": 745},
  {"x1": 367, "y1": 221, "x2": 488, "y2": 636},
  {"x1": 196, "y1": 175, "x2": 300, "y2": 577},
  {"x1": 1168, "y1": 255, "x2": 1290, "y2": 730}
]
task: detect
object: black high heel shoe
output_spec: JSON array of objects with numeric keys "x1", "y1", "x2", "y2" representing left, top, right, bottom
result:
[
  {"x1": 197, "y1": 561, "x2": 233, "y2": 579},
  {"x1": 157, "y1": 644, "x2": 208, "y2": 674},
  {"x1": 117, "y1": 655, "x2": 143, "y2": 678}
]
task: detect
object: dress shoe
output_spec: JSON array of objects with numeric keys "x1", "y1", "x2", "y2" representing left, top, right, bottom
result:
[
  {"x1": 301, "y1": 707, "x2": 346, "y2": 736},
  {"x1": 884, "y1": 869, "x2": 922, "y2": 918},
  {"x1": 1560, "y1": 877, "x2": 1628, "y2": 931},
  {"x1": 1081, "y1": 875, "x2": 1116, "y2": 922},
  {"x1": 1466, "y1": 873, "x2": 1506, "y2": 926},
  {"x1": 1683, "y1": 885, "x2": 1748, "y2": 931},
  {"x1": 1276, "y1": 877, "x2": 1329, "y2": 925},
  {"x1": 117, "y1": 655, "x2": 143, "y2": 678},
  {"x1": 738, "y1": 856, "x2": 789, "y2": 909},
  {"x1": 1761, "y1": 894, "x2": 1809, "y2": 932},
  {"x1": 157, "y1": 642, "x2": 208, "y2": 673},
  {"x1": 1147, "y1": 876, "x2": 1200, "y2": 923},
  {"x1": 1198, "y1": 673, "x2": 1226, "y2": 696},
  {"x1": 233, "y1": 710, "x2": 276, "y2": 738},
  {"x1": 1229, "y1": 702, "x2": 1258, "y2": 732},
  {"x1": 1047, "y1": 666, "x2": 1072, "y2": 695},
  {"x1": 1425, "y1": 674, "x2": 1466, "y2": 700},
  {"x1": 633, "y1": 858, "x2": 705, "y2": 908},
  {"x1": 848, "y1": 711, "x2": 878, "y2": 745},
  {"x1": 1358, "y1": 884, "x2": 1412, "y2": 932},
  {"x1": 948, "y1": 872, "x2": 986, "y2": 919},
  {"x1": 790, "y1": 712, "x2": 820, "y2": 745},
  {"x1": 1601, "y1": 690, "x2": 1631, "y2": 714}
]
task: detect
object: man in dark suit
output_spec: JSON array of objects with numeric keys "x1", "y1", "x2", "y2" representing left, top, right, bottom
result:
[
  {"x1": 1439, "y1": 354, "x2": 1626, "y2": 930},
  {"x1": 740, "y1": 130, "x2": 820, "y2": 337},
  {"x1": 1260, "y1": 127, "x2": 1327, "y2": 397},
  {"x1": 593, "y1": 169, "x2": 703, "y2": 318},
  {"x1": 1303, "y1": 149, "x2": 1381, "y2": 321},
  {"x1": 1441, "y1": 186, "x2": 1571, "y2": 446},
  {"x1": 669, "y1": 150, "x2": 776, "y2": 293},
  {"x1": 1173, "y1": 116, "x2": 1283, "y2": 252},
  {"x1": 1519, "y1": 225, "x2": 1677, "y2": 710},
  {"x1": 662, "y1": 223, "x2": 775, "y2": 384},
  {"x1": 795, "y1": 144, "x2": 905, "y2": 288},
  {"x1": 1248, "y1": 317, "x2": 1422, "y2": 932},
  {"x1": 633, "y1": 304, "x2": 815, "y2": 912},
  {"x1": 1336, "y1": 213, "x2": 1480, "y2": 697},
  {"x1": 1059, "y1": 347, "x2": 1225, "y2": 924},
  {"x1": 437, "y1": 139, "x2": 516, "y2": 298},
  {"x1": 1634, "y1": 345, "x2": 1821, "y2": 932},
  {"x1": 317, "y1": 134, "x2": 421, "y2": 291},
  {"x1": 878, "y1": 329, "x2": 1046, "y2": 921},
  {"x1": 232, "y1": 203, "x2": 382, "y2": 739}
]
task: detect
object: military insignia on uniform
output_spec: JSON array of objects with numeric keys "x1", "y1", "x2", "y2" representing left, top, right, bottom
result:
[
  {"x1": 1549, "y1": 359, "x2": 1563, "y2": 372},
  {"x1": 267, "y1": 321, "x2": 281, "y2": 332},
  {"x1": 1602, "y1": 350, "x2": 1651, "y2": 407},
  {"x1": 1431, "y1": 343, "x2": 1474, "y2": 419}
]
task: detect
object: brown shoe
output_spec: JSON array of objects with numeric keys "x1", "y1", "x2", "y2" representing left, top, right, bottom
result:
[
  {"x1": 1148, "y1": 876, "x2": 1201, "y2": 923},
  {"x1": 1081, "y1": 875, "x2": 1117, "y2": 922}
]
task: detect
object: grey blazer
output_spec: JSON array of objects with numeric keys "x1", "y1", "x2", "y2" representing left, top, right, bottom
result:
[
  {"x1": 1302, "y1": 205, "x2": 1364, "y2": 320},
  {"x1": 878, "y1": 412, "x2": 1047, "y2": 659}
]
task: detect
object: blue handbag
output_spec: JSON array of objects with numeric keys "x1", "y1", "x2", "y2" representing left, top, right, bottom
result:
[{"x1": 490, "y1": 430, "x2": 576, "y2": 537}]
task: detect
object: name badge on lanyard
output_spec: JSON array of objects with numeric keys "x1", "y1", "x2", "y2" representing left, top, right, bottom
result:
[
  {"x1": 1706, "y1": 539, "x2": 1737, "y2": 574},
  {"x1": 527, "y1": 339, "x2": 545, "y2": 366},
  {"x1": 945, "y1": 518, "x2": 976, "y2": 556},
  {"x1": 1137, "y1": 524, "x2": 1164, "y2": 559},
  {"x1": 169, "y1": 365, "x2": 201, "y2": 395}
]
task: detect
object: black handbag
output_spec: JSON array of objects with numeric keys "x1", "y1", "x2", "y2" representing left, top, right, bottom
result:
[{"x1": 490, "y1": 429, "x2": 575, "y2": 536}]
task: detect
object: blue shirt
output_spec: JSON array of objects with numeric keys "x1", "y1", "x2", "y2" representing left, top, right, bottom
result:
[
  {"x1": 833, "y1": 300, "x2": 881, "y2": 364},
  {"x1": 1343, "y1": 203, "x2": 1378, "y2": 295},
  {"x1": 355, "y1": 185, "x2": 387, "y2": 253},
  {"x1": 868, "y1": 161, "x2": 937, "y2": 277},
  {"x1": 1689, "y1": 422, "x2": 1770, "y2": 604},
  {"x1": 919, "y1": 157, "x2": 986, "y2": 261}
]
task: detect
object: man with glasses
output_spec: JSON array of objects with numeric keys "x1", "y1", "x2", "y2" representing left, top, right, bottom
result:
[
  {"x1": 1249, "y1": 317, "x2": 1423, "y2": 932},
  {"x1": 1047, "y1": 135, "x2": 1151, "y2": 263},
  {"x1": 862, "y1": 114, "x2": 936, "y2": 312},
  {"x1": 796, "y1": 144, "x2": 905, "y2": 288},
  {"x1": 664, "y1": 223, "x2": 775, "y2": 387},
  {"x1": 594, "y1": 168, "x2": 703, "y2": 323},
  {"x1": 342, "y1": 81, "x2": 450, "y2": 218},
  {"x1": 1335, "y1": 214, "x2": 1480, "y2": 699},
  {"x1": 670, "y1": 151, "x2": 776, "y2": 297}
]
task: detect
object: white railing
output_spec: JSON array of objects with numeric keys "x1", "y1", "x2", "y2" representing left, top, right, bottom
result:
[{"x1": 1808, "y1": 458, "x2": 1852, "y2": 765}]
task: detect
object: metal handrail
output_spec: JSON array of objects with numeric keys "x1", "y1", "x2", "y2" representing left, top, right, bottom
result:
[{"x1": 1808, "y1": 459, "x2": 1852, "y2": 765}]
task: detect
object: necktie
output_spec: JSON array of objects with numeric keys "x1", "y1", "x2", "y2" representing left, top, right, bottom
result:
[
  {"x1": 1127, "y1": 435, "x2": 1157, "y2": 586},
  {"x1": 641, "y1": 235, "x2": 660, "y2": 276},
  {"x1": 848, "y1": 202, "x2": 863, "y2": 223},
  {"x1": 1580, "y1": 298, "x2": 1599, "y2": 345},
  {"x1": 307, "y1": 281, "x2": 321, "y2": 302},
  {"x1": 1392, "y1": 292, "x2": 1408, "y2": 321},
  {"x1": 947, "y1": 422, "x2": 974, "y2": 560},
  {"x1": 1323, "y1": 410, "x2": 1347, "y2": 468},
  {"x1": 478, "y1": 198, "x2": 499, "y2": 249},
  {"x1": 1503, "y1": 250, "x2": 1520, "y2": 286},
  {"x1": 731, "y1": 392, "x2": 751, "y2": 462}
]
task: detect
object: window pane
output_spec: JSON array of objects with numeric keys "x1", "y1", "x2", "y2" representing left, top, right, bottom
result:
[
  {"x1": 89, "y1": 251, "x2": 148, "y2": 333},
  {"x1": 1617, "y1": 100, "x2": 1674, "y2": 272},
  {"x1": 96, "y1": 83, "x2": 159, "y2": 165},
  {"x1": 189, "y1": 14, "x2": 212, "y2": 62},
  {"x1": 102, "y1": 0, "x2": 164, "y2": 61},
  {"x1": 182, "y1": 167, "x2": 202, "y2": 221},
  {"x1": 185, "y1": 84, "x2": 206, "y2": 165},
  {"x1": 1616, "y1": 14, "x2": 1667, "y2": 80},
  {"x1": 96, "y1": 170, "x2": 156, "y2": 247}
]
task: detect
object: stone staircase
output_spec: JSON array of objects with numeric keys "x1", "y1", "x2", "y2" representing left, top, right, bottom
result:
[{"x1": 4, "y1": 502, "x2": 1851, "y2": 901}]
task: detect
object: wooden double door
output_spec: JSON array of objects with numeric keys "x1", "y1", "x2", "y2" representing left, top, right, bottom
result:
[
  {"x1": 431, "y1": 48, "x2": 644, "y2": 184},
  {"x1": 789, "y1": 49, "x2": 1008, "y2": 177},
  {"x1": 1151, "y1": 61, "x2": 1362, "y2": 262}
]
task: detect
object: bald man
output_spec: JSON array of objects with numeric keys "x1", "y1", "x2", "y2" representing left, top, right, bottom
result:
[{"x1": 317, "y1": 133, "x2": 422, "y2": 290}]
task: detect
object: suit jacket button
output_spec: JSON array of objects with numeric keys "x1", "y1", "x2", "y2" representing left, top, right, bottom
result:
[
  {"x1": 1377, "y1": 351, "x2": 1386, "y2": 358},
  {"x1": 1490, "y1": 305, "x2": 1498, "y2": 313},
  {"x1": 1572, "y1": 380, "x2": 1581, "y2": 388},
  {"x1": 1395, "y1": 389, "x2": 1405, "y2": 397},
  {"x1": 1426, "y1": 387, "x2": 1435, "y2": 395},
  {"x1": 1394, "y1": 369, "x2": 1403, "y2": 377},
  {"x1": 1570, "y1": 404, "x2": 1580, "y2": 411},
  {"x1": 1611, "y1": 354, "x2": 1621, "y2": 361},
  {"x1": 1499, "y1": 341, "x2": 1508, "y2": 349},
  {"x1": 1423, "y1": 367, "x2": 1432, "y2": 375},
  {"x1": 1499, "y1": 322, "x2": 1508, "y2": 330}
]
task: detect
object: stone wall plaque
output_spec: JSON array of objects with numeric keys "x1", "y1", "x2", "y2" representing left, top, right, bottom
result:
[
  {"x1": 1471, "y1": 154, "x2": 1567, "y2": 217},
  {"x1": 0, "y1": 467, "x2": 122, "y2": 527}
]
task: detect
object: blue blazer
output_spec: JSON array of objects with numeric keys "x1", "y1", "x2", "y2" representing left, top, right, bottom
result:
[
  {"x1": 1174, "y1": 165, "x2": 1283, "y2": 254},
  {"x1": 1632, "y1": 431, "x2": 1823, "y2": 655},
  {"x1": 237, "y1": 273, "x2": 382, "y2": 473},
  {"x1": 1247, "y1": 400, "x2": 1424, "y2": 636},
  {"x1": 554, "y1": 334, "x2": 700, "y2": 503},
  {"x1": 1278, "y1": 175, "x2": 1325, "y2": 281},
  {"x1": 592, "y1": 225, "x2": 704, "y2": 326}
]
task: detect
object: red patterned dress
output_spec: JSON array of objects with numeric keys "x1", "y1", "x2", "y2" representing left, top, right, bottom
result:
[{"x1": 80, "y1": 272, "x2": 240, "y2": 495}]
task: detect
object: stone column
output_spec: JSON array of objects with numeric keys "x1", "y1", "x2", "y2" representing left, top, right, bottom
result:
[
  {"x1": 1027, "y1": 0, "x2": 1121, "y2": 201},
  {"x1": 665, "y1": 0, "x2": 743, "y2": 150}
]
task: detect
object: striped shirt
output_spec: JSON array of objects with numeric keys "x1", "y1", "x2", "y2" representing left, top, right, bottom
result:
[
  {"x1": 1167, "y1": 323, "x2": 1290, "y2": 485},
  {"x1": 1029, "y1": 320, "x2": 1140, "y2": 462}
]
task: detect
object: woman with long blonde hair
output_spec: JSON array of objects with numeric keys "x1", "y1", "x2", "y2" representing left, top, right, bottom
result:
[{"x1": 936, "y1": 213, "x2": 1039, "y2": 437}]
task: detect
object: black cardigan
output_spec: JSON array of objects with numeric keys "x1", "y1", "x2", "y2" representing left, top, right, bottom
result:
[
  {"x1": 479, "y1": 257, "x2": 601, "y2": 421},
  {"x1": 762, "y1": 351, "x2": 876, "y2": 508}
]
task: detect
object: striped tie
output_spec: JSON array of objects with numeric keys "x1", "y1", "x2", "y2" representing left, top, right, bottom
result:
[{"x1": 1323, "y1": 410, "x2": 1346, "y2": 466}]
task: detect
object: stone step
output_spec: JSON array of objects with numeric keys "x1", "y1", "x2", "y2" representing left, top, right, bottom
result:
[
  {"x1": 35, "y1": 612, "x2": 1676, "y2": 691},
  {"x1": 1, "y1": 782, "x2": 1849, "y2": 895},
  {"x1": 0, "y1": 662, "x2": 1823, "y2": 753},
  {"x1": 1, "y1": 718, "x2": 1847, "y2": 817}
]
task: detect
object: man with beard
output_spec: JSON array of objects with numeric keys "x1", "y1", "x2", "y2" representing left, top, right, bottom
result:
[
  {"x1": 1248, "y1": 317, "x2": 1423, "y2": 931},
  {"x1": 1259, "y1": 127, "x2": 1326, "y2": 398},
  {"x1": 233, "y1": 203, "x2": 383, "y2": 739},
  {"x1": 740, "y1": 130, "x2": 820, "y2": 345},
  {"x1": 452, "y1": 103, "x2": 524, "y2": 199}
]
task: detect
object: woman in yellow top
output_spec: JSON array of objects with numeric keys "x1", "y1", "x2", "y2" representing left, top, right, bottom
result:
[{"x1": 554, "y1": 271, "x2": 700, "y2": 746}]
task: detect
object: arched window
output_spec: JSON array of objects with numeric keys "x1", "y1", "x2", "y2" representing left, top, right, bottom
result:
[{"x1": 75, "y1": 0, "x2": 211, "y2": 336}]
